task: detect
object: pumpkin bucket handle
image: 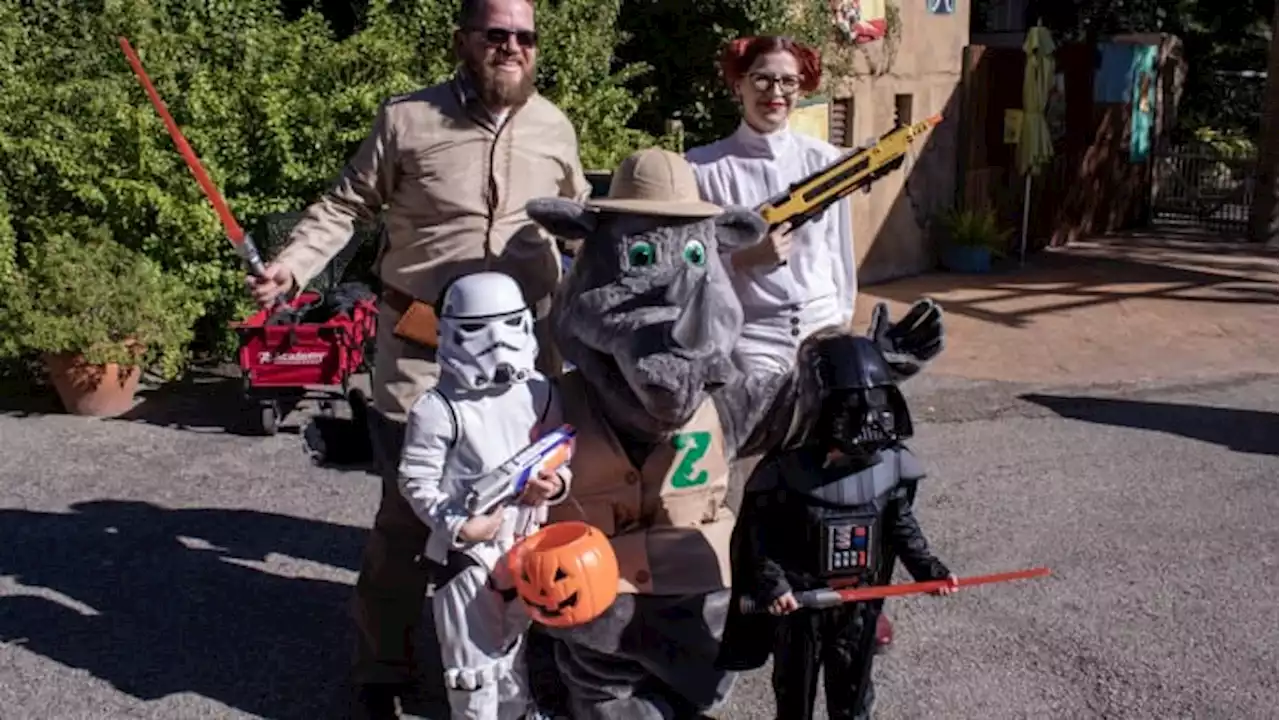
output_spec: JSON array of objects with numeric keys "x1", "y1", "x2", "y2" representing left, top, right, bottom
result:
[{"x1": 505, "y1": 519, "x2": 594, "y2": 579}]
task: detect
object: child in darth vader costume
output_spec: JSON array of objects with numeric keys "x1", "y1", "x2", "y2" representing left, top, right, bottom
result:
[{"x1": 718, "y1": 327, "x2": 958, "y2": 720}]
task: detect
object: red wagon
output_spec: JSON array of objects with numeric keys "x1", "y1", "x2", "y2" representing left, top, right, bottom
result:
[
  {"x1": 231, "y1": 290, "x2": 376, "y2": 434},
  {"x1": 230, "y1": 213, "x2": 382, "y2": 435}
]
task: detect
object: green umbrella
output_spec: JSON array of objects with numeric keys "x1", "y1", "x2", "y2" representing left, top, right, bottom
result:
[{"x1": 1017, "y1": 22, "x2": 1056, "y2": 262}]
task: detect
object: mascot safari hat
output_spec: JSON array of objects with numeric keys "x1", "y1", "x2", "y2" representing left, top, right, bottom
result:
[{"x1": 587, "y1": 147, "x2": 725, "y2": 218}]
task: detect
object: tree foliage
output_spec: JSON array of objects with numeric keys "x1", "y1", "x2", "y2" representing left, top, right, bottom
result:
[
  {"x1": 615, "y1": 0, "x2": 835, "y2": 149},
  {"x1": 1013, "y1": 0, "x2": 1274, "y2": 138}
]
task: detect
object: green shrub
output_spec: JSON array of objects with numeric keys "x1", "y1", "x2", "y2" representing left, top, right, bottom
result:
[
  {"x1": 0, "y1": 186, "x2": 23, "y2": 362},
  {"x1": 6, "y1": 220, "x2": 205, "y2": 379},
  {"x1": 1192, "y1": 126, "x2": 1258, "y2": 160},
  {"x1": 936, "y1": 207, "x2": 1013, "y2": 257}
]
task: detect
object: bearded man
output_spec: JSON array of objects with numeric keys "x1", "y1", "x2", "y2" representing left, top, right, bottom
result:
[{"x1": 246, "y1": 0, "x2": 590, "y2": 716}]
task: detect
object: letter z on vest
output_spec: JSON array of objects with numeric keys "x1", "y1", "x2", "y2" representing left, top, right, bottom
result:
[{"x1": 549, "y1": 372, "x2": 736, "y2": 595}]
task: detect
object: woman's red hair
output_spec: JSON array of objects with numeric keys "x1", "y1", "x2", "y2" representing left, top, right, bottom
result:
[{"x1": 718, "y1": 35, "x2": 823, "y2": 94}]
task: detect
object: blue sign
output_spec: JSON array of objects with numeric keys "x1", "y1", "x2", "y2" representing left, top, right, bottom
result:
[{"x1": 927, "y1": 0, "x2": 955, "y2": 13}]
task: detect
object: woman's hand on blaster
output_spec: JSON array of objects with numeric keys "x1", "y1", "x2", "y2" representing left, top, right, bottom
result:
[{"x1": 732, "y1": 221, "x2": 794, "y2": 269}]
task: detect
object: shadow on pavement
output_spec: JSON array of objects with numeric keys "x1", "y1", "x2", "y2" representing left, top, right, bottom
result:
[
  {"x1": 114, "y1": 369, "x2": 312, "y2": 437},
  {"x1": 1020, "y1": 393, "x2": 1280, "y2": 456},
  {"x1": 0, "y1": 365, "x2": 294, "y2": 438},
  {"x1": 0, "y1": 386, "x2": 63, "y2": 417},
  {"x1": 0, "y1": 500, "x2": 446, "y2": 719}
]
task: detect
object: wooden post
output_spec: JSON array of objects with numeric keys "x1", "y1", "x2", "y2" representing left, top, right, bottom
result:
[{"x1": 1249, "y1": 7, "x2": 1278, "y2": 245}]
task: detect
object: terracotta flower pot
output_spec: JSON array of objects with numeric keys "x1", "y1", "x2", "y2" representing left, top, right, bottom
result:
[{"x1": 42, "y1": 351, "x2": 143, "y2": 417}]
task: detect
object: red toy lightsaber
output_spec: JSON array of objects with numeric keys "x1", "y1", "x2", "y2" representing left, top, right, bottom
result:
[
  {"x1": 117, "y1": 36, "x2": 269, "y2": 279},
  {"x1": 739, "y1": 566, "x2": 1052, "y2": 614}
]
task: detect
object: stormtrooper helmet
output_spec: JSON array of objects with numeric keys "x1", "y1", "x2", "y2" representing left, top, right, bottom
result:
[{"x1": 435, "y1": 271, "x2": 538, "y2": 391}]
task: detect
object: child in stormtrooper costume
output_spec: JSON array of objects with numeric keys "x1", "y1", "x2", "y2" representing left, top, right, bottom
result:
[
  {"x1": 718, "y1": 328, "x2": 958, "y2": 720},
  {"x1": 396, "y1": 271, "x2": 570, "y2": 720}
]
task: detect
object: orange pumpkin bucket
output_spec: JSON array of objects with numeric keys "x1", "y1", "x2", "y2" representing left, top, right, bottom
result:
[{"x1": 507, "y1": 521, "x2": 620, "y2": 628}]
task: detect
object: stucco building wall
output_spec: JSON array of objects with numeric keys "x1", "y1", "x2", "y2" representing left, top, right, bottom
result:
[{"x1": 820, "y1": 0, "x2": 971, "y2": 285}]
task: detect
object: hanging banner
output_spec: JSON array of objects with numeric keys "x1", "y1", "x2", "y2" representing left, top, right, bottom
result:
[
  {"x1": 1129, "y1": 45, "x2": 1157, "y2": 163},
  {"x1": 832, "y1": 0, "x2": 887, "y2": 44}
]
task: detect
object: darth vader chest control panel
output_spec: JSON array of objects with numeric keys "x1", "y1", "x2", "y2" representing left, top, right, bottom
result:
[{"x1": 818, "y1": 511, "x2": 876, "y2": 579}]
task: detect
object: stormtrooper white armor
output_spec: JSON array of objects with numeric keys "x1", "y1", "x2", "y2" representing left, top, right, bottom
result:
[
  {"x1": 436, "y1": 270, "x2": 539, "y2": 390},
  {"x1": 396, "y1": 271, "x2": 569, "y2": 720}
]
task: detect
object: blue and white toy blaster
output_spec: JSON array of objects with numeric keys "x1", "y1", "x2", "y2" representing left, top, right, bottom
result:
[{"x1": 463, "y1": 424, "x2": 577, "y2": 517}]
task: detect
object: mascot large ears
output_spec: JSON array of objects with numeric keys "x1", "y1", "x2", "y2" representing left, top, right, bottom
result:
[
  {"x1": 527, "y1": 195, "x2": 765, "y2": 377},
  {"x1": 526, "y1": 198, "x2": 764, "y2": 250}
]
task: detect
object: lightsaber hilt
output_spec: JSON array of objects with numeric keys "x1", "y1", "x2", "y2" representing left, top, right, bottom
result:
[
  {"x1": 238, "y1": 232, "x2": 291, "y2": 314},
  {"x1": 235, "y1": 232, "x2": 269, "y2": 280},
  {"x1": 739, "y1": 588, "x2": 844, "y2": 615}
]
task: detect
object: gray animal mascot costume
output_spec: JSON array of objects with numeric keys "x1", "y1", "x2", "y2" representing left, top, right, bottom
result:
[{"x1": 522, "y1": 147, "x2": 944, "y2": 720}]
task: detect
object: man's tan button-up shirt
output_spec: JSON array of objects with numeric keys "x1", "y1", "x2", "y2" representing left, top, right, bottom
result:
[{"x1": 273, "y1": 74, "x2": 591, "y2": 418}]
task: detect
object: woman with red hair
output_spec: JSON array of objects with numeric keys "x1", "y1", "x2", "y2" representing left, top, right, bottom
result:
[
  {"x1": 688, "y1": 34, "x2": 896, "y2": 661},
  {"x1": 686, "y1": 35, "x2": 858, "y2": 376}
]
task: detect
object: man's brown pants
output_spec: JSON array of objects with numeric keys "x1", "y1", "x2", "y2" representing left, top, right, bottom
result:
[{"x1": 351, "y1": 407, "x2": 432, "y2": 688}]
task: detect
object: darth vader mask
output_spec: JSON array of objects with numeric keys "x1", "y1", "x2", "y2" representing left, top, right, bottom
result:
[{"x1": 808, "y1": 334, "x2": 914, "y2": 458}]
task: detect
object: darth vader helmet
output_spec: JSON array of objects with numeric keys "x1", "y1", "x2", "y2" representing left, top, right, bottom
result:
[
  {"x1": 435, "y1": 271, "x2": 538, "y2": 391},
  {"x1": 798, "y1": 330, "x2": 914, "y2": 457}
]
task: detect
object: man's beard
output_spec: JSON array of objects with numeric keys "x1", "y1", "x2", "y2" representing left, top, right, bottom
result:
[{"x1": 467, "y1": 56, "x2": 535, "y2": 109}]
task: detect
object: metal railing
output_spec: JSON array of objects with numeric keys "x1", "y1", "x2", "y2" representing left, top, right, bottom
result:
[{"x1": 1151, "y1": 146, "x2": 1258, "y2": 236}]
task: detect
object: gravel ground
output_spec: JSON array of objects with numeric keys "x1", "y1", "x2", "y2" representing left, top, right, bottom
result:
[{"x1": 0, "y1": 370, "x2": 1275, "y2": 720}]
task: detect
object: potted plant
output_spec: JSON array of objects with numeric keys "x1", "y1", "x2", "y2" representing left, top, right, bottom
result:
[
  {"x1": 934, "y1": 207, "x2": 1013, "y2": 274},
  {"x1": 2, "y1": 222, "x2": 204, "y2": 417}
]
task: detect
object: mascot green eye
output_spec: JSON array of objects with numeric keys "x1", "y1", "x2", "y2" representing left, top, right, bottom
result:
[
  {"x1": 627, "y1": 241, "x2": 656, "y2": 267},
  {"x1": 682, "y1": 240, "x2": 707, "y2": 266}
]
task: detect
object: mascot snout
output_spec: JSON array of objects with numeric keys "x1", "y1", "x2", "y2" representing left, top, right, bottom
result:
[{"x1": 666, "y1": 268, "x2": 718, "y2": 358}]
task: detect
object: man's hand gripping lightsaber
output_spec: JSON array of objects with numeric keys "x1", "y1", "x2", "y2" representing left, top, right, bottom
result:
[{"x1": 117, "y1": 37, "x2": 271, "y2": 283}]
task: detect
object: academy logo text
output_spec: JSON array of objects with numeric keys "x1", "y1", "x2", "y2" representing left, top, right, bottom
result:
[{"x1": 257, "y1": 351, "x2": 328, "y2": 365}]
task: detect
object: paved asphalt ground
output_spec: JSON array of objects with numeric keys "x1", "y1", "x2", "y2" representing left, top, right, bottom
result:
[{"x1": 0, "y1": 369, "x2": 1276, "y2": 720}]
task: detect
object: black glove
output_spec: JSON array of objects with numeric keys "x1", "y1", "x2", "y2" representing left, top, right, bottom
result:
[{"x1": 866, "y1": 299, "x2": 945, "y2": 380}]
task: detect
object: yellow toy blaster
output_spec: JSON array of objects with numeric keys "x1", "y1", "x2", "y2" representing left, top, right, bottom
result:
[{"x1": 758, "y1": 114, "x2": 943, "y2": 233}]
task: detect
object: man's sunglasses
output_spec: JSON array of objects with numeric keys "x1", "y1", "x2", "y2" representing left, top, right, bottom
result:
[{"x1": 469, "y1": 26, "x2": 538, "y2": 49}]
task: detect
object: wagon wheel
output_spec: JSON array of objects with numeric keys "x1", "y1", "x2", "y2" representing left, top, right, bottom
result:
[
  {"x1": 347, "y1": 387, "x2": 370, "y2": 430},
  {"x1": 258, "y1": 401, "x2": 279, "y2": 436}
]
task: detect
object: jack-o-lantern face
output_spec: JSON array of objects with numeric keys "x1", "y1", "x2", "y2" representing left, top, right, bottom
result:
[{"x1": 507, "y1": 521, "x2": 619, "y2": 628}]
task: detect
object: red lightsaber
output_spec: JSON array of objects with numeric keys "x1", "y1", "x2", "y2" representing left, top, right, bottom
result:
[
  {"x1": 739, "y1": 566, "x2": 1052, "y2": 614},
  {"x1": 117, "y1": 36, "x2": 268, "y2": 279}
]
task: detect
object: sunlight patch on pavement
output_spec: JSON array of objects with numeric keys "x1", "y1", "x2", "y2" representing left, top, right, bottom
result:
[
  {"x1": 174, "y1": 535, "x2": 230, "y2": 553},
  {"x1": 0, "y1": 574, "x2": 101, "y2": 617},
  {"x1": 217, "y1": 553, "x2": 358, "y2": 585}
]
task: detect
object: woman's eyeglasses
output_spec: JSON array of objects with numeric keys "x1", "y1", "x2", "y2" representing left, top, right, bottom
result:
[
  {"x1": 749, "y1": 73, "x2": 802, "y2": 94},
  {"x1": 470, "y1": 26, "x2": 539, "y2": 49}
]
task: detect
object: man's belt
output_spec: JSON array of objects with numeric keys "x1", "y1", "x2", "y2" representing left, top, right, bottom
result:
[{"x1": 384, "y1": 286, "x2": 440, "y2": 349}]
